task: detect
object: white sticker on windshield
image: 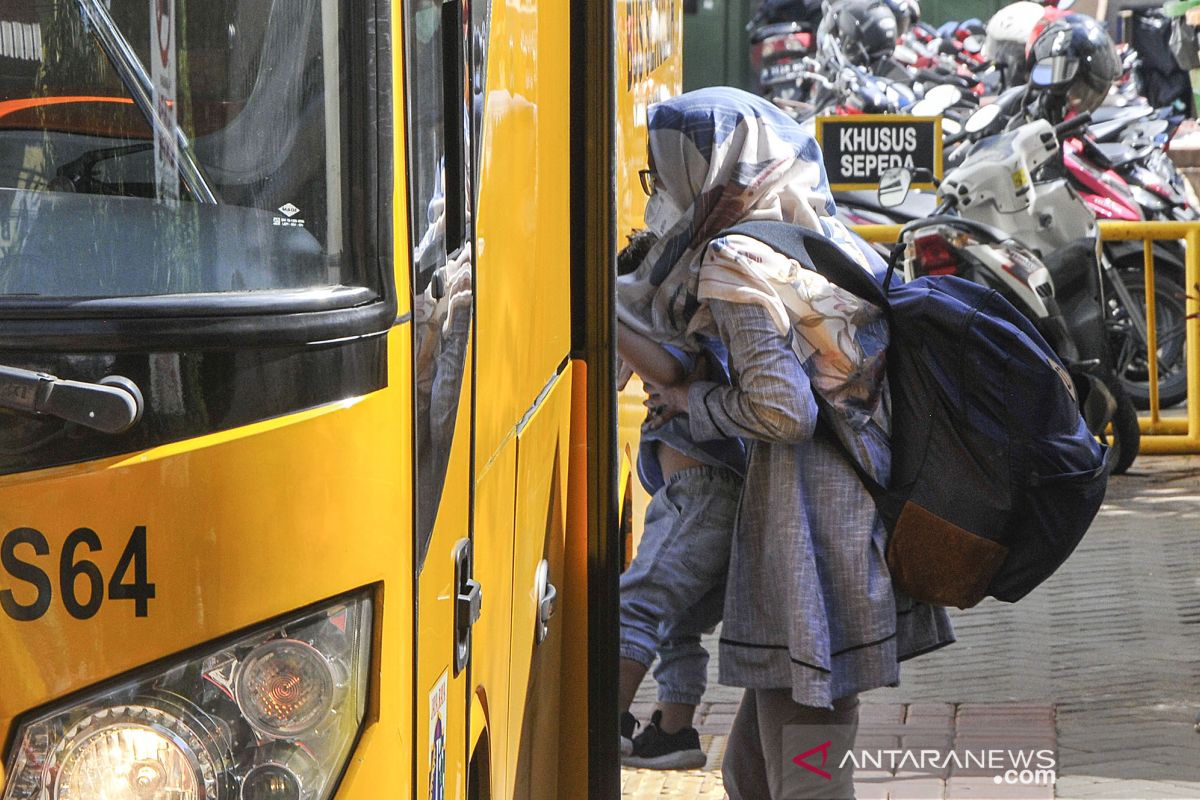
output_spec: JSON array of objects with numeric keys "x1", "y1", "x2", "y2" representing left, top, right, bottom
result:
[
  {"x1": 273, "y1": 203, "x2": 307, "y2": 228},
  {"x1": 151, "y1": 0, "x2": 179, "y2": 203}
]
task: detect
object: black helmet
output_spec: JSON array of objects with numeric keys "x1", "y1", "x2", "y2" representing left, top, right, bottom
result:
[
  {"x1": 1027, "y1": 14, "x2": 1121, "y2": 123},
  {"x1": 827, "y1": 0, "x2": 899, "y2": 65}
]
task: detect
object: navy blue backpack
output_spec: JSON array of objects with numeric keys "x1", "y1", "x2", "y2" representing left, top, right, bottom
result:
[{"x1": 724, "y1": 221, "x2": 1110, "y2": 609}]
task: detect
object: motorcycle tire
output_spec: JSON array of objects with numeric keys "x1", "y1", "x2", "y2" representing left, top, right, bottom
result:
[
  {"x1": 1104, "y1": 378, "x2": 1141, "y2": 476},
  {"x1": 1108, "y1": 253, "x2": 1189, "y2": 410}
]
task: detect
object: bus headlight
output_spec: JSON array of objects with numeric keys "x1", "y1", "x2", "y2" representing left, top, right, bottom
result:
[
  {"x1": 3, "y1": 590, "x2": 373, "y2": 800},
  {"x1": 236, "y1": 640, "x2": 336, "y2": 739},
  {"x1": 52, "y1": 702, "x2": 225, "y2": 800}
]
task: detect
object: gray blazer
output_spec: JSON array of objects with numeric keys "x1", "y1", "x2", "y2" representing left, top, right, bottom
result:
[{"x1": 687, "y1": 299, "x2": 955, "y2": 709}]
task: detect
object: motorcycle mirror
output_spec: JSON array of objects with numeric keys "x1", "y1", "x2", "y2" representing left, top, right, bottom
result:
[
  {"x1": 965, "y1": 103, "x2": 1001, "y2": 133},
  {"x1": 878, "y1": 167, "x2": 913, "y2": 208},
  {"x1": 942, "y1": 117, "x2": 963, "y2": 136},
  {"x1": 962, "y1": 35, "x2": 983, "y2": 54},
  {"x1": 926, "y1": 83, "x2": 963, "y2": 108},
  {"x1": 910, "y1": 98, "x2": 942, "y2": 116},
  {"x1": 1029, "y1": 55, "x2": 1079, "y2": 89}
]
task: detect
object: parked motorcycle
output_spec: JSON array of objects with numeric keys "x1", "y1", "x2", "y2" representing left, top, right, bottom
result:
[
  {"x1": 936, "y1": 36, "x2": 1193, "y2": 410},
  {"x1": 876, "y1": 108, "x2": 1140, "y2": 473}
]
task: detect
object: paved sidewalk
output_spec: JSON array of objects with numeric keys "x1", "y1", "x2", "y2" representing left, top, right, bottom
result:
[{"x1": 621, "y1": 455, "x2": 1200, "y2": 799}]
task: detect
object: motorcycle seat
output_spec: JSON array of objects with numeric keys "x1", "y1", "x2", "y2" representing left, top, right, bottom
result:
[
  {"x1": 834, "y1": 189, "x2": 938, "y2": 222},
  {"x1": 1087, "y1": 140, "x2": 1145, "y2": 170},
  {"x1": 750, "y1": 21, "x2": 804, "y2": 42}
]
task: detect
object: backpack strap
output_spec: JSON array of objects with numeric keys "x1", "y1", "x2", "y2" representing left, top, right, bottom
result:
[
  {"x1": 721, "y1": 220, "x2": 891, "y2": 309},
  {"x1": 722, "y1": 220, "x2": 896, "y2": 502},
  {"x1": 812, "y1": 393, "x2": 889, "y2": 497}
]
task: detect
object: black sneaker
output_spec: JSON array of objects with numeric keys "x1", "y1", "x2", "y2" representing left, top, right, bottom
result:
[
  {"x1": 620, "y1": 711, "x2": 638, "y2": 757},
  {"x1": 622, "y1": 710, "x2": 707, "y2": 770}
]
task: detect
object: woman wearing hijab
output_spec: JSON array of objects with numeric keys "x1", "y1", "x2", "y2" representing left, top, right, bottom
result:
[{"x1": 617, "y1": 87, "x2": 955, "y2": 798}]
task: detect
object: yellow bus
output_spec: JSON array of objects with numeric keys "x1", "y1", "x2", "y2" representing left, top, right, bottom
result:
[{"x1": 0, "y1": 0, "x2": 678, "y2": 798}]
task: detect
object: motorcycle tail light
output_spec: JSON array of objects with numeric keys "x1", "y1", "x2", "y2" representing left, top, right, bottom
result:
[{"x1": 913, "y1": 231, "x2": 960, "y2": 274}]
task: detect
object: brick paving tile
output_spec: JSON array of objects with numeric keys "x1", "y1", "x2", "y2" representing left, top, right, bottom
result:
[
  {"x1": 857, "y1": 769, "x2": 902, "y2": 782},
  {"x1": 856, "y1": 781, "x2": 892, "y2": 800},
  {"x1": 945, "y1": 776, "x2": 1055, "y2": 799},
  {"x1": 1051, "y1": 778, "x2": 1200, "y2": 799},
  {"x1": 1056, "y1": 746, "x2": 1180, "y2": 767},
  {"x1": 863, "y1": 704, "x2": 908, "y2": 723},
  {"x1": 1073, "y1": 759, "x2": 1185, "y2": 781},
  {"x1": 908, "y1": 703, "x2": 957, "y2": 718},
  {"x1": 899, "y1": 736, "x2": 957, "y2": 753},
  {"x1": 901, "y1": 719, "x2": 957, "y2": 731},
  {"x1": 856, "y1": 735, "x2": 904, "y2": 751},
  {"x1": 701, "y1": 713, "x2": 737, "y2": 728},
  {"x1": 957, "y1": 707, "x2": 1056, "y2": 718},
  {"x1": 621, "y1": 769, "x2": 727, "y2": 799},
  {"x1": 883, "y1": 777, "x2": 950, "y2": 799}
]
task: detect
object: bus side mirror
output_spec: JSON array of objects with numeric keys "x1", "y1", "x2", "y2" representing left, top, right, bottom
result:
[{"x1": 878, "y1": 168, "x2": 912, "y2": 208}]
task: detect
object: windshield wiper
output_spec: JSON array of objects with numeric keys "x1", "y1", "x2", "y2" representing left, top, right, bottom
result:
[
  {"x1": 73, "y1": 0, "x2": 218, "y2": 204},
  {"x1": 0, "y1": 366, "x2": 144, "y2": 434}
]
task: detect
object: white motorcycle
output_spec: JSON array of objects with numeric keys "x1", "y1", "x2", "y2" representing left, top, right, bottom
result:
[{"x1": 879, "y1": 105, "x2": 1140, "y2": 473}]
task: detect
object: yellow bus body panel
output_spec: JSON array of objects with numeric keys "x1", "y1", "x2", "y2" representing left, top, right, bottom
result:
[
  {"x1": 614, "y1": 0, "x2": 683, "y2": 559},
  {"x1": 468, "y1": 0, "x2": 575, "y2": 793},
  {"x1": 0, "y1": 328, "x2": 416, "y2": 798},
  {"x1": 472, "y1": 0, "x2": 573, "y2": 472},
  {"x1": 506, "y1": 370, "x2": 571, "y2": 798}
]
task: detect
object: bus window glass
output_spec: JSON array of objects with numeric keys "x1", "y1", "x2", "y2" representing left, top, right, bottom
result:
[
  {"x1": 406, "y1": 0, "x2": 472, "y2": 569},
  {"x1": 0, "y1": 0, "x2": 363, "y2": 298}
]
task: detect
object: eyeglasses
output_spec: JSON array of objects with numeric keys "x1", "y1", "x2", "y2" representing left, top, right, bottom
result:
[{"x1": 638, "y1": 168, "x2": 657, "y2": 196}]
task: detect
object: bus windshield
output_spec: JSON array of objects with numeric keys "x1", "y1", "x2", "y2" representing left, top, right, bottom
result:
[{"x1": 0, "y1": 0, "x2": 356, "y2": 299}]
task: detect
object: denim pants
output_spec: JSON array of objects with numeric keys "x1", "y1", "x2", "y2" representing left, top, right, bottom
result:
[{"x1": 619, "y1": 465, "x2": 742, "y2": 706}]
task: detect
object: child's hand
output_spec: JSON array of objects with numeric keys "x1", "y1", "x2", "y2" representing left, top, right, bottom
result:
[
  {"x1": 643, "y1": 382, "x2": 689, "y2": 429},
  {"x1": 643, "y1": 352, "x2": 711, "y2": 429}
]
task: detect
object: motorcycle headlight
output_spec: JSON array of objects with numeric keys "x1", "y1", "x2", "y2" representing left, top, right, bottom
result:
[{"x1": 3, "y1": 590, "x2": 373, "y2": 800}]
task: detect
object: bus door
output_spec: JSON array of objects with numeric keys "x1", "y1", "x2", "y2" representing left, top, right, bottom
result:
[{"x1": 404, "y1": 0, "x2": 476, "y2": 796}]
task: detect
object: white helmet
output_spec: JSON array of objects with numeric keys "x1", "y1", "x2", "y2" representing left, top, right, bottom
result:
[{"x1": 983, "y1": 1, "x2": 1046, "y2": 86}]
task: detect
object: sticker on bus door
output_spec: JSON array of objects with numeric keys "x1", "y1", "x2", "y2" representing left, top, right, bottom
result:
[
  {"x1": 151, "y1": 0, "x2": 179, "y2": 202},
  {"x1": 429, "y1": 671, "x2": 448, "y2": 800}
]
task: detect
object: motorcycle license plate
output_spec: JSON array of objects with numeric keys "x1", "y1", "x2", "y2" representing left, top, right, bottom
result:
[{"x1": 762, "y1": 61, "x2": 806, "y2": 85}]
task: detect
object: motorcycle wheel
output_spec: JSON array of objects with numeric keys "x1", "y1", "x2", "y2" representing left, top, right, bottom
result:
[
  {"x1": 1103, "y1": 378, "x2": 1140, "y2": 476},
  {"x1": 1108, "y1": 257, "x2": 1189, "y2": 410}
]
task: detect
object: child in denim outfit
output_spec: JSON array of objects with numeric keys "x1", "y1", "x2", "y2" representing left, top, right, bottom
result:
[{"x1": 617, "y1": 319, "x2": 745, "y2": 769}]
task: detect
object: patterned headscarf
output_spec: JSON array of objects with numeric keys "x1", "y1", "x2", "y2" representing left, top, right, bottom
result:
[
  {"x1": 616, "y1": 87, "x2": 839, "y2": 340},
  {"x1": 617, "y1": 87, "x2": 891, "y2": 465}
]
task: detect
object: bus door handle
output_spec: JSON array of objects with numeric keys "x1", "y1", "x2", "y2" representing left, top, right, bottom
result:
[
  {"x1": 453, "y1": 539, "x2": 481, "y2": 675},
  {"x1": 534, "y1": 559, "x2": 558, "y2": 646}
]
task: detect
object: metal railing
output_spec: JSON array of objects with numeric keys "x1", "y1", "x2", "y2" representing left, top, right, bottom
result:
[{"x1": 852, "y1": 220, "x2": 1200, "y2": 455}]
